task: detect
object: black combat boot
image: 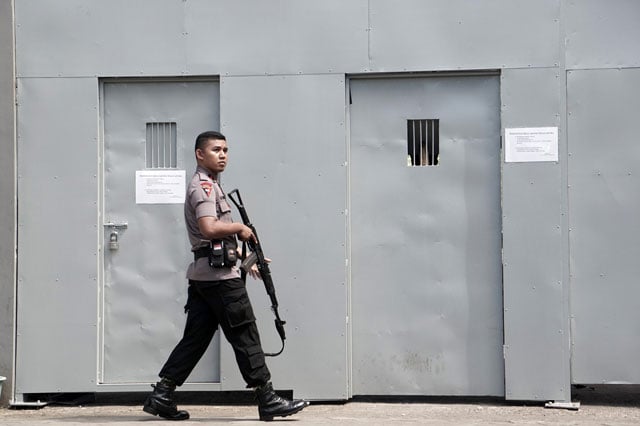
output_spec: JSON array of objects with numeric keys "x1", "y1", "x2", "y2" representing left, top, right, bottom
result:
[
  {"x1": 143, "y1": 378, "x2": 190, "y2": 421},
  {"x1": 255, "y1": 382, "x2": 309, "y2": 421}
]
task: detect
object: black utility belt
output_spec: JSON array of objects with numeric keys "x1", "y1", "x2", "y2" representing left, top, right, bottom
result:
[{"x1": 194, "y1": 240, "x2": 238, "y2": 268}]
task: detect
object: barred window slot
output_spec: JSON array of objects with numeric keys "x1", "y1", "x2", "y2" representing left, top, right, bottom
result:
[
  {"x1": 146, "y1": 122, "x2": 177, "y2": 168},
  {"x1": 407, "y1": 119, "x2": 439, "y2": 166}
]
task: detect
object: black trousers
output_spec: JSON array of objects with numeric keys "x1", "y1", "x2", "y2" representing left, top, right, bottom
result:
[{"x1": 159, "y1": 277, "x2": 271, "y2": 388}]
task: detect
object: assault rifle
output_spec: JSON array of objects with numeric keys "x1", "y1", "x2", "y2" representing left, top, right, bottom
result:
[{"x1": 227, "y1": 189, "x2": 286, "y2": 357}]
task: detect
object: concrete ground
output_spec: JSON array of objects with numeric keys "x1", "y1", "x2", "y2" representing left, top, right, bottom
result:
[{"x1": 0, "y1": 386, "x2": 639, "y2": 425}]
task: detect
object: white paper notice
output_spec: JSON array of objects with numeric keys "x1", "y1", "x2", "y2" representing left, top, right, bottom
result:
[
  {"x1": 505, "y1": 127, "x2": 558, "y2": 163},
  {"x1": 135, "y1": 170, "x2": 186, "y2": 204}
]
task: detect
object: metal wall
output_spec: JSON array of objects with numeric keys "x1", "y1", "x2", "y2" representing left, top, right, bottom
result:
[
  {"x1": 565, "y1": 0, "x2": 640, "y2": 70},
  {"x1": 14, "y1": 0, "x2": 562, "y2": 78},
  {"x1": 0, "y1": 0, "x2": 16, "y2": 407},
  {"x1": 567, "y1": 68, "x2": 640, "y2": 384},
  {"x1": 6, "y1": 0, "x2": 640, "y2": 403},
  {"x1": 501, "y1": 68, "x2": 569, "y2": 401},
  {"x1": 15, "y1": 77, "x2": 99, "y2": 394},
  {"x1": 220, "y1": 75, "x2": 349, "y2": 399},
  {"x1": 564, "y1": 0, "x2": 640, "y2": 386}
]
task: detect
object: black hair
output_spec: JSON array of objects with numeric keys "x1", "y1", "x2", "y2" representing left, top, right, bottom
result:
[{"x1": 195, "y1": 131, "x2": 226, "y2": 151}]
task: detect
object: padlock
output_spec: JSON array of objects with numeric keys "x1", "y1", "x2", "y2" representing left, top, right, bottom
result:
[{"x1": 109, "y1": 231, "x2": 119, "y2": 250}]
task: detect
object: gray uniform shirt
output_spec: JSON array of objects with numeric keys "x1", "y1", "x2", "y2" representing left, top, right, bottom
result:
[{"x1": 185, "y1": 166, "x2": 241, "y2": 281}]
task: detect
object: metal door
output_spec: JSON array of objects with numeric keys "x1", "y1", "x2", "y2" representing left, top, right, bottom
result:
[
  {"x1": 349, "y1": 75, "x2": 503, "y2": 395},
  {"x1": 101, "y1": 80, "x2": 220, "y2": 384}
]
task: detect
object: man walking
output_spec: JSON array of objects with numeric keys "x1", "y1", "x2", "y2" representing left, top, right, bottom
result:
[{"x1": 143, "y1": 131, "x2": 308, "y2": 421}]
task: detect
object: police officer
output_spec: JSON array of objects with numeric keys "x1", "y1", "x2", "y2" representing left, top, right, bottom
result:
[{"x1": 143, "y1": 131, "x2": 308, "y2": 421}]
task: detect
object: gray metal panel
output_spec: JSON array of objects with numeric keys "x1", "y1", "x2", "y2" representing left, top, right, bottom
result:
[
  {"x1": 16, "y1": 0, "x2": 573, "y2": 78},
  {"x1": 219, "y1": 75, "x2": 348, "y2": 400},
  {"x1": 566, "y1": 0, "x2": 640, "y2": 70},
  {"x1": 0, "y1": 0, "x2": 16, "y2": 406},
  {"x1": 568, "y1": 68, "x2": 640, "y2": 384},
  {"x1": 369, "y1": 0, "x2": 561, "y2": 72},
  {"x1": 501, "y1": 68, "x2": 570, "y2": 401},
  {"x1": 101, "y1": 80, "x2": 221, "y2": 384},
  {"x1": 349, "y1": 75, "x2": 503, "y2": 396},
  {"x1": 15, "y1": 0, "x2": 187, "y2": 78},
  {"x1": 185, "y1": 0, "x2": 369, "y2": 76},
  {"x1": 16, "y1": 78, "x2": 98, "y2": 393},
  {"x1": 15, "y1": 0, "x2": 370, "y2": 78}
]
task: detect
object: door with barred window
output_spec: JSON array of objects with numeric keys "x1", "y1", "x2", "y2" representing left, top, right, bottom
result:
[
  {"x1": 101, "y1": 80, "x2": 221, "y2": 385},
  {"x1": 349, "y1": 75, "x2": 504, "y2": 395}
]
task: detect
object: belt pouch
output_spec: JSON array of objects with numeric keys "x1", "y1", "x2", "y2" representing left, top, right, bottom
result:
[{"x1": 209, "y1": 240, "x2": 225, "y2": 268}]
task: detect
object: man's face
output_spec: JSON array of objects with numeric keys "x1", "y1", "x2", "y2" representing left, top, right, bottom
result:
[{"x1": 196, "y1": 138, "x2": 228, "y2": 175}]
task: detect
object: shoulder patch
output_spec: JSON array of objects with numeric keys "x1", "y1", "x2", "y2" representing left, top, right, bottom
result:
[{"x1": 200, "y1": 181, "x2": 213, "y2": 197}]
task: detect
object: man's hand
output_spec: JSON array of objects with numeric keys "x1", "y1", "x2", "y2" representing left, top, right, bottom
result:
[
  {"x1": 248, "y1": 257, "x2": 271, "y2": 280},
  {"x1": 237, "y1": 224, "x2": 256, "y2": 243}
]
